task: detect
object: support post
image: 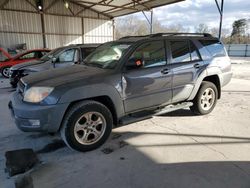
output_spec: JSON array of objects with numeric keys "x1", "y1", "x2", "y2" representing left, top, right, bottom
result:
[
  {"x1": 215, "y1": 0, "x2": 224, "y2": 39},
  {"x1": 150, "y1": 10, "x2": 153, "y2": 34},
  {"x1": 40, "y1": 13, "x2": 46, "y2": 48},
  {"x1": 142, "y1": 10, "x2": 153, "y2": 34},
  {"x1": 218, "y1": 0, "x2": 224, "y2": 39}
]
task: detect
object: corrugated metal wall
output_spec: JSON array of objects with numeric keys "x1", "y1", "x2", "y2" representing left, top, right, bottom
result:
[
  {"x1": 0, "y1": 10, "x2": 43, "y2": 48},
  {"x1": 225, "y1": 44, "x2": 250, "y2": 57},
  {"x1": 84, "y1": 18, "x2": 113, "y2": 43},
  {"x1": 0, "y1": 0, "x2": 113, "y2": 50}
]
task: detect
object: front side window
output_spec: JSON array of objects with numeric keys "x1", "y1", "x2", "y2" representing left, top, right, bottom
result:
[
  {"x1": 58, "y1": 49, "x2": 75, "y2": 62},
  {"x1": 129, "y1": 41, "x2": 166, "y2": 68},
  {"x1": 19, "y1": 52, "x2": 36, "y2": 60},
  {"x1": 84, "y1": 43, "x2": 131, "y2": 69}
]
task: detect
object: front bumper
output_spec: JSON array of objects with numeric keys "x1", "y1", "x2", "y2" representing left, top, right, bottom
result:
[{"x1": 9, "y1": 92, "x2": 69, "y2": 133}]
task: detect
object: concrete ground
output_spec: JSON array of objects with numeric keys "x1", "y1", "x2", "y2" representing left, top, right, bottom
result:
[{"x1": 1, "y1": 58, "x2": 250, "y2": 188}]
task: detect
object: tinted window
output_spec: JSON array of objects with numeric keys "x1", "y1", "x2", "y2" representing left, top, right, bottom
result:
[
  {"x1": 19, "y1": 52, "x2": 36, "y2": 60},
  {"x1": 171, "y1": 41, "x2": 191, "y2": 63},
  {"x1": 190, "y1": 42, "x2": 200, "y2": 61},
  {"x1": 41, "y1": 51, "x2": 49, "y2": 57},
  {"x1": 199, "y1": 40, "x2": 226, "y2": 57},
  {"x1": 82, "y1": 48, "x2": 95, "y2": 59},
  {"x1": 58, "y1": 49, "x2": 75, "y2": 62},
  {"x1": 130, "y1": 41, "x2": 166, "y2": 68}
]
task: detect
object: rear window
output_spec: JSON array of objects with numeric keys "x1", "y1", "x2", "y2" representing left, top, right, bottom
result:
[{"x1": 199, "y1": 40, "x2": 226, "y2": 57}]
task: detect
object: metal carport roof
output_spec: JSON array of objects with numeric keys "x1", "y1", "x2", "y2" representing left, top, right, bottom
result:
[{"x1": 69, "y1": 0, "x2": 184, "y2": 18}]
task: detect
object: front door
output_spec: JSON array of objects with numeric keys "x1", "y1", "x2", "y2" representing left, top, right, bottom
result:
[{"x1": 122, "y1": 40, "x2": 173, "y2": 113}]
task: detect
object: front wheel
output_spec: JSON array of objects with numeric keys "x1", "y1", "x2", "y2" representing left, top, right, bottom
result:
[
  {"x1": 1, "y1": 66, "x2": 11, "y2": 78},
  {"x1": 60, "y1": 100, "x2": 113, "y2": 152},
  {"x1": 190, "y1": 81, "x2": 218, "y2": 115}
]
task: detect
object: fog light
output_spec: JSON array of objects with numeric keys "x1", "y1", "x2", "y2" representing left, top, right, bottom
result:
[{"x1": 28, "y1": 119, "x2": 40, "y2": 127}]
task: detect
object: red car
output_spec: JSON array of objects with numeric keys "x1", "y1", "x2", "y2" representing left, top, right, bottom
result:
[{"x1": 0, "y1": 48, "x2": 50, "y2": 78}]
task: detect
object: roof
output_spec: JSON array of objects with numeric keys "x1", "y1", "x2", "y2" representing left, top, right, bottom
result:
[{"x1": 70, "y1": 0, "x2": 184, "y2": 18}]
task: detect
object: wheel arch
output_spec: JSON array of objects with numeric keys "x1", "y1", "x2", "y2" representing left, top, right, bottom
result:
[
  {"x1": 203, "y1": 75, "x2": 221, "y2": 99},
  {"x1": 58, "y1": 95, "x2": 119, "y2": 133},
  {"x1": 188, "y1": 68, "x2": 222, "y2": 101}
]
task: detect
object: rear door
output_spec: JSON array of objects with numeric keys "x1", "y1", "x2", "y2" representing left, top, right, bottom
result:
[
  {"x1": 122, "y1": 40, "x2": 173, "y2": 113},
  {"x1": 168, "y1": 39, "x2": 203, "y2": 103}
]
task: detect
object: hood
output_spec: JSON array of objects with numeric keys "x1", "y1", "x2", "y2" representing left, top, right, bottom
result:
[
  {"x1": 11, "y1": 60, "x2": 48, "y2": 71},
  {"x1": 22, "y1": 64, "x2": 112, "y2": 88}
]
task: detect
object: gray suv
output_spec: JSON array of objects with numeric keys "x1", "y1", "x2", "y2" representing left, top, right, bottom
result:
[{"x1": 9, "y1": 33, "x2": 232, "y2": 152}]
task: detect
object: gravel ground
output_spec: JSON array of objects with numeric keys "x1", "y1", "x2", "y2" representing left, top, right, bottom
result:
[{"x1": 0, "y1": 57, "x2": 250, "y2": 188}]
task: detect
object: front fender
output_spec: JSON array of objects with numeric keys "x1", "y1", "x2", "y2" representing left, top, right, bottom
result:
[{"x1": 58, "y1": 83, "x2": 125, "y2": 119}]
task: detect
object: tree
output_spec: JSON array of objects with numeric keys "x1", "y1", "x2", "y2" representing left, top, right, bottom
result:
[
  {"x1": 195, "y1": 23, "x2": 209, "y2": 33},
  {"x1": 231, "y1": 19, "x2": 247, "y2": 36}
]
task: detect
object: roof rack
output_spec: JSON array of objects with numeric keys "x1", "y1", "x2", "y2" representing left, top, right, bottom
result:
[
  {"x1": 119, "y1": 33, "x2": 213, "y2": 40},
  {"x1": 150, "y1": 33, "x2": 213, "y2": 37},
  {"x1": 119, "y1": 35, "x2": 151, "y2": 40}
]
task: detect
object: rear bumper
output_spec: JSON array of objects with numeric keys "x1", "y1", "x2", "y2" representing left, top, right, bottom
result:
[{"x1": 9, "y1": 92, "x2": 69, "y2": 133}]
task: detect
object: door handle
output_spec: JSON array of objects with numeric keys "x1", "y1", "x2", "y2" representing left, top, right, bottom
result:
[
  {"x1": 194, "y1": 63, "x2": 201, "y2": 69},
  {"x1": 161, "y1": 68, "x2": 170, "y2": 74}
]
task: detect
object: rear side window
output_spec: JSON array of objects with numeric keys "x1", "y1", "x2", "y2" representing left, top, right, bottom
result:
[
  {"x1": 170, "y1": 40, "x2": 201, "y2": 63},
  {"x1": 190, "y1": 42, "x2": 200, "y2": 61},
  {"x1": 199, "y1": 40, "x2": 226, "y2": 57}
]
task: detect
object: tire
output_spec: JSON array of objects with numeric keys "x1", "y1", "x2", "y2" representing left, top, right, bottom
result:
[
  {"x1": 190, "y1": 81, "x2": 218, "y2": 115},
  {"x1": 11, "y1": 83, "x2": 17, "y2": 88},
  {"x1": 60, "y1": 100, "x2": 113, "y2": 152},
  {"x1": 1, "y1": 66, "x2": 11, "y2": 78}
]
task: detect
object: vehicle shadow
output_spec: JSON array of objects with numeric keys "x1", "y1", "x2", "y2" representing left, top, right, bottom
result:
[{"x1": 28, "y1": 130, "x2": 250, "y2": 188}]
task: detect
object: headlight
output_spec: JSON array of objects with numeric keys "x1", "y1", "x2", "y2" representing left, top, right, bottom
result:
[{"x1": 23, "y1": 87, "x2": 54, "y2": 103}]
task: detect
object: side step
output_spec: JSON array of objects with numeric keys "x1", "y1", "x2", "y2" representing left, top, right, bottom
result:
[{"x1": 119, "y1": 102, "x2": 193, "y2": 126}]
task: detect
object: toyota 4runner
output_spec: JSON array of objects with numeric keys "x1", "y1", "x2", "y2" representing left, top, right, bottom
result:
[{"x1": 9, "y1": 33, "x2": 233, "y2": 152}]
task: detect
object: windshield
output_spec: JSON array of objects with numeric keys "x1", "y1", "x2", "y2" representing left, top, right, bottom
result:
[
  {"x1": 84, "y1": 43, "x2": 131, "y2": 69},
  {"x1": 40, "y1": 48, "x2": 63, "y2": 61}
]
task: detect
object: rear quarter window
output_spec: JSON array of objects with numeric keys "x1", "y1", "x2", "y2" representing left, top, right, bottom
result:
[{"x1": 199, "y1": 40, "x2": 227, "y2": 57}]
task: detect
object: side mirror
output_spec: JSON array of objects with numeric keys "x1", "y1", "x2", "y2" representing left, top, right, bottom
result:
[{"x1": 126, "y1": 58, "x2": 143, "y2": 69}]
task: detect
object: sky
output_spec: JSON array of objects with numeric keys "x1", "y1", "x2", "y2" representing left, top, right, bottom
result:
[{"x1": 118, "y1": 0, "x2": 250, "y2": 35}]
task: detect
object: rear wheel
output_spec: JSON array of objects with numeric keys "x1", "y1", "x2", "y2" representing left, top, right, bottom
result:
[
  {"x1": 1, "y1": 66, "x2": 11, "y2": 78},
  {"x1": 60, "y1": 100, "x2": 113, "y2": 152},
  {"x1": 190, "y1": 81, "x2": 218, "y2": 115}
]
